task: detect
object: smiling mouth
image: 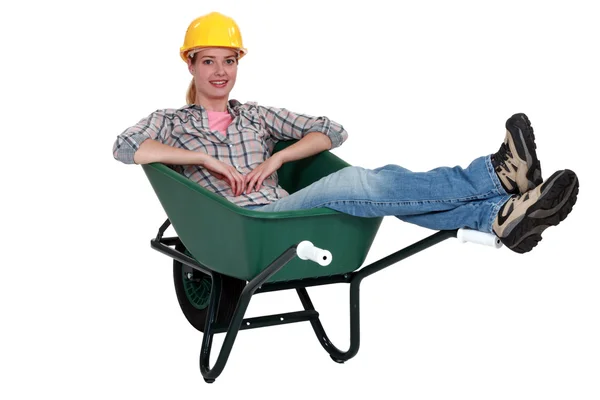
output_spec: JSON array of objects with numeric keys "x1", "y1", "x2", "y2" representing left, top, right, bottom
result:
[{"x1": 210, "y1": 80, "x2": 228, "y2": 87}]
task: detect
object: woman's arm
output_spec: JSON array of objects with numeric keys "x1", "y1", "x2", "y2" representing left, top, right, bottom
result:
[
  {"x1": 113, "y1": 110, "x2": 246, "y2": 195},
  {"x1": 113, "y1": 110, "x2": 210, "y2": 165},
  {"x1": 132, "y1": 139, "x2": 209, "y2": 165},
  {"x1": 133, "y1": 139, "x2": 247, "y2": 196},
  {"x1": 113, "y1": 110, "x2": 173, "y2": 165},
  {"x1": 244, "y1": 132, "x2": 332, "y2": 193},
  {"x1": 243, "y1": 105, "x2": 348, "y2": 194},
  {"x1": 257, "y1": 105, "x2": 349, "y2": 150},
  {"x1": 273, "y1": 131, "x2": 332, "y2": 164}
]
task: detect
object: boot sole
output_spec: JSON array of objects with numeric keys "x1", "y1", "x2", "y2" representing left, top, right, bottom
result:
[
  {"x1": 506, "y1": 113, "x2": 543, "y2": 190},
  {"x1": 502, "y1": 169, "x2": 579, "y2": 253}
]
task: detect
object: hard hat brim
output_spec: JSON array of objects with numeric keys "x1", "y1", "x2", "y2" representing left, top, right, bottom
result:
[{"x1": 180, "y1": 46, "x2": 247, "y2": 62}]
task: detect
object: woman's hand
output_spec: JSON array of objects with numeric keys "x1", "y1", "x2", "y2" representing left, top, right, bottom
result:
[
  {"x1": 244, "y1": 154, "x2": 284, "y2": 194},
  {"x1": 202, "y1": 156, "x2": 246, "y2": 197}
]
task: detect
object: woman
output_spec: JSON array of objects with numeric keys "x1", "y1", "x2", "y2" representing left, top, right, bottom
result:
[{"x1": 113, "y1": 11, "x2": 579, "y2": 254}]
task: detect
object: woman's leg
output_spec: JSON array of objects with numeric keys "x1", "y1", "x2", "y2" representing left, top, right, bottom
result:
[
  {"x1": 247, "y1": 161, "x2": 579, "y2": 254},
  {"x1": 250, "y1": 154, "x2": 512, "y2": 232},
  {"x1": 395, "y1": 197, "x2": 508, "y2": 233},
  {"x1": 246, "y1": 113, "x2": 579, "y2": 253}
]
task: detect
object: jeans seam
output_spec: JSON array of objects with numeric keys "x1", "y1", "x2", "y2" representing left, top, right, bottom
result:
[{"x1": 313, "y1": 188, "x2": 500, "y2": 209}]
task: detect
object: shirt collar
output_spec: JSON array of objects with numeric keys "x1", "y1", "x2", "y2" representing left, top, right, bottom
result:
[
  {"x1": 181, "y1": 99, "x2": 241, "y2": 117},
  {"x1": 178, "y1": 100, "x2": 241, "y2": 142}
]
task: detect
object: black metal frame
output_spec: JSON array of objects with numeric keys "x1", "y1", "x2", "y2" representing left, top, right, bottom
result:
[{"x1": 150, "y1": 219, "x2": 458, "y2": 383}]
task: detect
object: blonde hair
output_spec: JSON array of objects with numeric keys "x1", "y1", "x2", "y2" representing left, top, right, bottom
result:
[
  {"x1": 186, "y1": 53, "x2": 197, "y2": 105},
  {"x1": 186, "y1": 78, "x2": 196, "y2": 105}
]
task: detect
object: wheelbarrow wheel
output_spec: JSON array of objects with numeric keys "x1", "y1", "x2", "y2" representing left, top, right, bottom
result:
[{"x1": 173, "y1": 242, "x2": 246, "y2": 332}]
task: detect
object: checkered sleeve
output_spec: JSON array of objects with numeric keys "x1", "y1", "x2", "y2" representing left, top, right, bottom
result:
[
  {"x1": 258, "y1": 105, "x2": 348, "y2": 149},
  {"x1": 112, "y1": 110, "x2": 171, "y2": 164}
]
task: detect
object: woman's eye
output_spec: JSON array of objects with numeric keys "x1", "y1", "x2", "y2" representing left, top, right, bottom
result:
[
  {"x1": 226, "y1": 59, "x2": 235, "y2": 65},
  {"x1": 203, "y1": 60, "x2": 213, "y2": 65}
]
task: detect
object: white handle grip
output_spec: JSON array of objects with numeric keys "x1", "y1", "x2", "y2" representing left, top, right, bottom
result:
[
  {"x1": 457, "y1": 228, "x2": 502, "y2": 248},
  {"x1": 296, "y1": 241, "x2": 332, "y2": 266}
]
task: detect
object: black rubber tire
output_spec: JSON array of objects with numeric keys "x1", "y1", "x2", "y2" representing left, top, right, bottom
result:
[{"x1": 173, "y1": 242, "x2": 246, "y2": 332}]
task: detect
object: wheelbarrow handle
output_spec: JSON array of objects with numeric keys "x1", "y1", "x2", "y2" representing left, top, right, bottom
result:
[
  {"x1": 297, "y1": 241, "x2": 333, "y2": 266},
  {"x1": 457, "y1": 228, "x2": 502, "y2": 248}
]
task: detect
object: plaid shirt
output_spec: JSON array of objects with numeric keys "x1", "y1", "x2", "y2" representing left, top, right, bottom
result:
[{"x1": 113, "y1": 100, "x2": 348, "y2": 207}]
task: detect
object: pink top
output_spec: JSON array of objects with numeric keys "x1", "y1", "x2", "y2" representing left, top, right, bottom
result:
[{"x1": 207, "y1": 110, "x2": 233, "y2": 134}]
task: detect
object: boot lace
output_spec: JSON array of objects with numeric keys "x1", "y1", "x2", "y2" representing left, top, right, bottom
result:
[{"x1": 494, "y1": 143, "x2": 512, "y2": 172}]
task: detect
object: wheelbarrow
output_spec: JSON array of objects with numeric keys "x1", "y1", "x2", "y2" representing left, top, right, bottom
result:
[{"x1": 141, "y1": 140, "x2": 501, "y2": 383}]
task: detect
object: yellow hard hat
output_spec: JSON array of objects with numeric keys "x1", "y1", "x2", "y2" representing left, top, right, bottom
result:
[{"x1": 180, "y1": 12, "x2": 247, "y2": 62}]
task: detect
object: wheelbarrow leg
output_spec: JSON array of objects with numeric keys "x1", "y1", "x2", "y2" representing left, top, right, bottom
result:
[
  {"x1": 296, "y1": 282, "x2": 361, "y2": 363},
  {"x1": 198, "y1": 273, "x2": 222, "y2": 383},
  {"x1": 297, "y1": 230, "x2": 458, "y2": 363},
  {"x1": 199, "y1": 246, "x2": 300, "y2": 383}
]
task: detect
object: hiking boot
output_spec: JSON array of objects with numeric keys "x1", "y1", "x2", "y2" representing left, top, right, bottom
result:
[
  {"x1": 491, "y1": 113, "x2": 542, "y2": 194},
  {"x1": 492, "y1": 169, "x2": 579, "y2": 253}
]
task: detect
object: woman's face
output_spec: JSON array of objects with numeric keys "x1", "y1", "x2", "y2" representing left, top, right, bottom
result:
[{"x1": 188, "y1": 47, "x2": 238, "y2": 102}]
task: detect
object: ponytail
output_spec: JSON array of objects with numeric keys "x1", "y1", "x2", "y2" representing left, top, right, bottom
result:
[{"x1": 186, "y1": 78, "x2": 196, "y2": 105}]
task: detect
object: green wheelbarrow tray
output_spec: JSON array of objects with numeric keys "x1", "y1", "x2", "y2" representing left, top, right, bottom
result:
[
  {"x1": 140, "y1": 140, "x2": 502, "y2": 383},
  {"x1": 143, "y1": 140, "x2": 383, "y2": 283}
]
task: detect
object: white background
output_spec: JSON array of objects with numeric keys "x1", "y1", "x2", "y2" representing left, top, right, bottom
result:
[{"x1": 2, "y1": 0, "x2": 599, "y2": 398}]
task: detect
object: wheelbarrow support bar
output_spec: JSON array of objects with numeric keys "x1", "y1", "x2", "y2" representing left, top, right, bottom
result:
[{"x1": 150, "y1": 221, "x2": 458, "y2": 383}]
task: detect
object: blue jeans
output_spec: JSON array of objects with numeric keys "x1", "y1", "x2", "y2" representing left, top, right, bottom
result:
[{"x1": 244, "y1": 154, "x2": 512, "y2": 233}]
